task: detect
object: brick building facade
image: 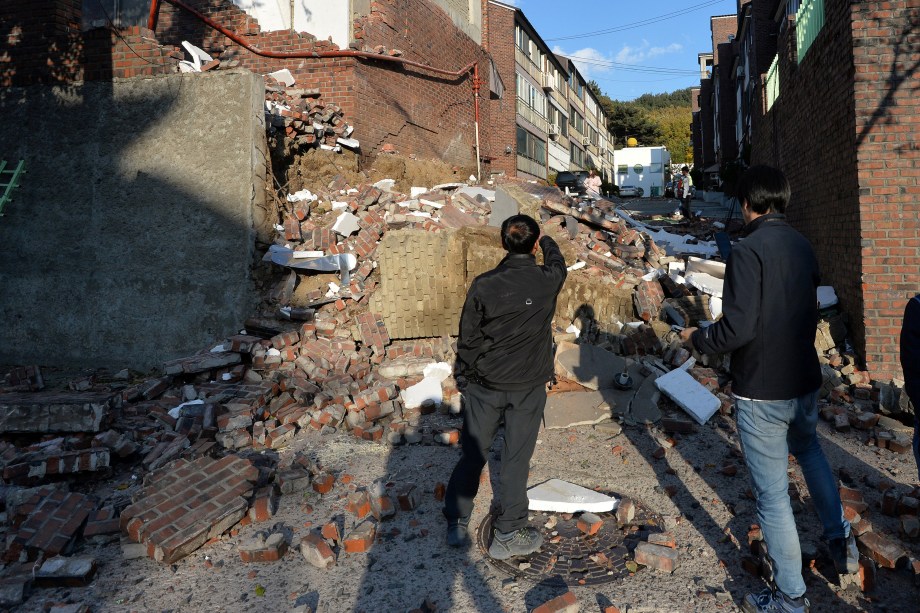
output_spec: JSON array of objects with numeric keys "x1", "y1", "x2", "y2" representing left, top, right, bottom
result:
[{"x1": 694, "y1": 0, "x2": 919, "y2": 382}]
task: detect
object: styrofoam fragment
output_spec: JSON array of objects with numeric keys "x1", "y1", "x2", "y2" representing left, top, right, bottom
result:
[
  {"x1": 654, "y1": 368, "x2": 719, "y2": 425},
  {"x1": 527, "y1": 479, "x2": 618, "y2": 513}
]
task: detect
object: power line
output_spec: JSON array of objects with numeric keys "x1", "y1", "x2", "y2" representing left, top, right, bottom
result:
[
  {"x1": 559, "y1": 53, "x2": 700, "y2": 75},
  {"x1": 545, "y1": 0, "x2": 728, "y2": 41}
]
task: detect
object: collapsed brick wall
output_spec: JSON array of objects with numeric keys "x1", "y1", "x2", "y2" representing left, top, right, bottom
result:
[
  {"x1": 353, "y1": 0, "x2": 493, "y2": 170},
  {"x1": 153, "y1": 0, "x2": 358, "y2": 120},
  {"x1": 752, "y1": 1, "x2": 920, "y2": 381}
]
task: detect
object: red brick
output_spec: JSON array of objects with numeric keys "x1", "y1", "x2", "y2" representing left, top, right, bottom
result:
[
  {"x1": 300, "y1": 533, "x2": 336, "y2": 569},
  {"x1": 857, "y1": 531, "x2": 908, "y2": 568},
  {"x1": 531, "y1": 591, "x2": 578, "y2": 613},
  {"x1": 343, "y1": 522, "x2": 376, "y2": 554},
  {"x1": 634, "y1": 541, "x2": 680, "y2": 573},
  {"x1": 312, "y1": 473, "x2": 335, "y2": 495},
  {"x1": 576, "y1": 513, "x2": 603, "y2": 536}
]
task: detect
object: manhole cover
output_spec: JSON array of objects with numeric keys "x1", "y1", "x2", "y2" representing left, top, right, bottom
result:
[{"x1": 475, "y1": 496, "x2": 662, "y2": 586}]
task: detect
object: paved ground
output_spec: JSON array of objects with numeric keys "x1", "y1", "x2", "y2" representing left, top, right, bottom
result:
[{"x1": 37, "y1": 396, "x2": 919, "y2": 613}]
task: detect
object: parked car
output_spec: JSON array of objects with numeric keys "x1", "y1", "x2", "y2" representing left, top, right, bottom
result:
[
  {"x1": 555, "y1": 171, "x2": 587, "y2": 195},
  {"x1": 618, "y1": 185, "x2": 641, "y2": 198}
]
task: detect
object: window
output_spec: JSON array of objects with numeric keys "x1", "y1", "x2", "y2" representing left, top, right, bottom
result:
[
  {"x1": 765, "y1": 54, "x2": 780, "y2": 110},
  {"x1": 589, "y1": 127, "x2": 599, "y2": 146},
  {"x1": 617, "y1": 165, "x2": 628, "y2": 174},
  {"x1": 570, "y1": 144, "x2": 585, "y2": 168},
  {"x1": 517, "y1": 126, "x2": 546, "y2": 164},
  {"x1": 568, "y1": 106, "x2": 584, "y2": 134},
  {"x1": 633, "y1": 164, "x2": 644, "y2": 174},
  {"x1": 82, "y1": 0, "x2": 148, "y2": 29},
  {"x1": 517, "y1": 73, "x2": 547, "y2": 118},
  {"x1": 515, "y1": 26, "x2": 527, "y2": 52},
  {"x1": 796, "y1": 0, "x2": 825, "y2": 61}
]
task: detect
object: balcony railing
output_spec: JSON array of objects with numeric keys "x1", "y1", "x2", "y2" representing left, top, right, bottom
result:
[
  {"x1": 516, "y1": 98, "x2": 549, "y2": 133},
  {"x1": 796, "y1": 0, "x2": 825, "y2": 61},
  {"x1": 765, "y1": 54, "x2": 779, "y2": 111},
  {"x1": 517, "y1": 154, "x2": 547, "y2": 179}
]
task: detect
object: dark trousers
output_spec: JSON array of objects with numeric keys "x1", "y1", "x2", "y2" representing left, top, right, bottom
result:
[
  {"x1": 681, "y1": 196, "x2": 692, "y2": 218},
  {"x1": 443, "y1": 382, "x2": 546, "y2": 533}
]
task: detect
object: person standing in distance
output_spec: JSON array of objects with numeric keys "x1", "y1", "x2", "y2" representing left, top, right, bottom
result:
[
  {"x1": 679, "y1": 165, "x2": 694, "y2": 219},
  {"x1": 680, "y1": 166, "x2": 857, "y2": 613},
  {"x1": 443, "y1": 214, "x2": 567, "y2": 559},
  {"x1": 584, "y1": 169, "x2": 602, "y2": 199}
]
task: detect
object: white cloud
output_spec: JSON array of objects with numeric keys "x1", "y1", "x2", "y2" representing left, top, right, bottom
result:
[
  {"x1": 551, "y1": 45, "x2": 613, "y2": 80},
  {"x1": 614, "y1": 41, "x2": 683, "y2": 65}
]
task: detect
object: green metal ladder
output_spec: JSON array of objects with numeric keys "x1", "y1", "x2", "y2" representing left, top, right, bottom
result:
[{"x1": 0, "y1": 160, "x2": 26, "y2": 216}]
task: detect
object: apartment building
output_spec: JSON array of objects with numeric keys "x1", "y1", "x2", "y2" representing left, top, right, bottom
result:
[
  {"x1": 690, "y1": 0, "x2": 920, "y2": 381},
  {"x1": 483, "y1": 1, "x2": 616, "y2": 181}
]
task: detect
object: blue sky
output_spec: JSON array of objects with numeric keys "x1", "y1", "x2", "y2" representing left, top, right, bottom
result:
[{"x1": 506, "y1": 0, "x2": 737, "y2": 101}]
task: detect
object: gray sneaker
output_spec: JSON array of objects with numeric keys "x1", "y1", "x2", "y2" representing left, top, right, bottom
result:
[
  {"x1": 828, "y1": 531, "x2": 859, "y2": 575},
  {"x1": 742, "y1": 589, "x2": 809, "y2": 613},
  {"x1": 488, "y1": 527, "x2": 543, "y2": 560},
  {"x1": 446, "y1": 518, "x2": 471, "y2": 548}
]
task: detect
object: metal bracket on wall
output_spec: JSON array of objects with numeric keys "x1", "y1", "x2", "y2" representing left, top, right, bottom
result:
[{"x1": 0, "y1": 160, "x2": 26, "y2": 216}]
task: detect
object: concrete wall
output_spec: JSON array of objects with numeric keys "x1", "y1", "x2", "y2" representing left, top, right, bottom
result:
[
  {"x1": 229, "y1": 1, "x2": 351, "y2": 48},
  {"x1": 0, "y1": 70, "x2": 269, "y2": 370}
]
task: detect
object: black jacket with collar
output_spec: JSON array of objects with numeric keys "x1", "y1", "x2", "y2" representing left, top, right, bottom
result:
[
  {"x1": 691, "y1": 213, "x2": 822, "y2": 400},
  {"x1": 456, "y1": 235, "x2": 567, "y2": 391}
]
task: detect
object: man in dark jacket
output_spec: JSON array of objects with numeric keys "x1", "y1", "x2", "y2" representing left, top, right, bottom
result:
[
  {"x1": 443, "y1": 214, "x2": 566, "y2": 560},
  {"x1": 899, "y1": 295, "x2": 920, "y2": 481},
  {"x1": 680, "y1": 166, "x2": 856, "y2": 613}
]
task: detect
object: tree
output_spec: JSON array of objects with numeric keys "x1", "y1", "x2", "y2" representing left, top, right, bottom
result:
[
  {"x1": 647, "y1": 107, "x2": 692, "y2": 164},
  {"x1": 605, "y1": 102, "x2": 662, "y2": 148}
]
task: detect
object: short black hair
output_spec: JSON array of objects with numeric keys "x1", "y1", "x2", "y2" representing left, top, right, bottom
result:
[
  {"x1": 501, "y1": 214, "x2": 540, "y2": 254},
  {"x1": 736, "y1": 165, "x2": 790, "y2": 215},
  {"x1": 681, "y1": 165, "x2": 689, "y2": 172}
]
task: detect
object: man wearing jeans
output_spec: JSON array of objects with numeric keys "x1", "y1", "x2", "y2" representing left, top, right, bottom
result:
[
  {"x1": 443, "y1": 214, "x2": 566, "y2": 559},
  {"x1": 680, "y1": 166, "x2": 857, "y2": 613}
]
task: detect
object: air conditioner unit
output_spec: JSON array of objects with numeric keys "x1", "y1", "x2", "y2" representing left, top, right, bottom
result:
[
  {"x1": 542, "y1": 74, "x2": 554, "y2": 89},
  {"x1": 548, "y1": 123, "x2": 560, "y2": 136},
  {"x1": 582, "y1": 137, "x2": 591, "y2": 146}
]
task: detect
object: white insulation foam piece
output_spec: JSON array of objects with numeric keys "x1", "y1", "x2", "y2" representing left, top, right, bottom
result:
[
  {"x1": 654, "y1": 368, "x2": 720, "y2": 425},
  {"x1": 527, "y1": 479, "x2": 618, "y2": 513}
]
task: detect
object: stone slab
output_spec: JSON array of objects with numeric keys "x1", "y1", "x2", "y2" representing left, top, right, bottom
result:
[
  {"x1": 544, "y1": 391, "x2": 611, "y2": 429},
  {"x1": 0, "y1": 392, "x2": 113, "y2": 433},
  {"x1": 527, "y1": 478, "x2": 618, "y2": 513},
  {"x1": 488, "y1": 186, "x2": 521, "y2": 227},
  {"x1": 555, "y1": 345, "x2": 627, "y2": 391},
  {"x1": 654, "y1": 368, "x2": 720, "y2": 425}
]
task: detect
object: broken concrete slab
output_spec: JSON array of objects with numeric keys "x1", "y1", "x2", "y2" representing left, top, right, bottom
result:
[
  {"x1": 543, "y1": 391, "x2": 611, "y2": 429},
  {"x1": 163, "y1": 351, "x2": 241, "y2": 375},
  {"x1": 555, "y1": 345, "x2": 627, "y2": 391},
  {"x1": 527, "y1": 478, "x2": 618, "y2": 513},
  {"x1": 629, "y1": 374, "x2": 662, "y2": 424},
  {"x1": 0, "y1": 391, "x2": 114, "y2": 433},
  {"x1": 34, "y1": 555, "x2": 97, "y2": 587},
  {"x1": 654, "y1": 368, "x2": 720, "y2": 425},
  {"x1": 488, "y1": 187, "x2": 521, "y2": 227}
]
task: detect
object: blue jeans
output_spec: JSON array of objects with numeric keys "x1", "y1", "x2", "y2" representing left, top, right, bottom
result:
[{"x1": 735, "y1": 390, "x2": 849, "y2": 599}]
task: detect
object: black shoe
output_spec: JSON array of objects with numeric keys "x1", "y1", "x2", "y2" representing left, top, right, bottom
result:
[
  {"x1": 446, "y1": 517, "x2": 471, "y2": 548},
  {"x1": 488, "y1": 527, "x2": 543, "y2": 560},
  {"x1": 828, "y1": 531, "x2": 859, "y2": 575}
]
